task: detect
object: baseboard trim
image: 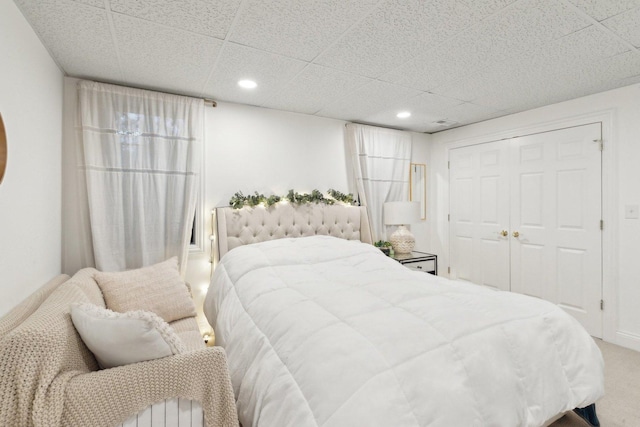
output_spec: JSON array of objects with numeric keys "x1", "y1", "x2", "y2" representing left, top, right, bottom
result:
[{"x1": 614, "y1": 330, "x2": 640, "y2": 352}]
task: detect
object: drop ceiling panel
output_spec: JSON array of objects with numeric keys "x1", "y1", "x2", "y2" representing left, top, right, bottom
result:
[
  {"x1": 602, "y1": 7, "x2": 640, "y2": 47},
  {"x1": 112, "y1": 14, "x2": 223, "y2": 95},
  {"x1": 487, "y1": 0, "x2": 592, "y2": 50},
  {"x1": 508, "y1": 25, "x2": 630, "y2": 79},
  {"x1": 109, "y1": 0, "x2": 242, "y2": 39},
  {"x1": 317, "y1": 80, "x2": 422, "y2": 122},
  {"x1": 229, "y1": 0, "x2": 379, "y2": 62},
  {"x1": 15, "y1": 0, "x2": 121, "y2": 81},
  {"x1": 456, "y1": 0, "x2": 518, "y2": 16},
  {"x1": 557, "y1": 51, "x2": 640, "y2": 90},
  {"x1": 431, "y1": 22, "x2": 630, "y2": 105},
  {"x1": 261, "y1": 65, "x2": 372, "y2": 115},
  {"x1": 204, "y1": 42, "x2": 307, "y2": 106},
  {"x1": 401, "y1": 91, "x2": 464, "y2": 115},
  {"x1": 472, "y1": 82, "x2": 559, "y2": 112},
  {"x1": 567, "y1": 0, "x2": 640, "y2": 21},
  {"x1": 361, "y1": 92, "x2": 464, "y2": 133},
  {"x1": 422, "y1": 107, "x2": 508, "y2": 133},
  {"x1": 72, "y1": 0, "x2": 105, "y2": 8},
  {"x1": 438, "y1": 103, "x2": 504, "y2": 125},
  {"x1": 614, "y1": 73, "x2": 640, "y2": 88},
  {"x1": 315, "y1": 0, "x2": 514, "y2": 78},
  {"x1": 330, "y1": 0, "x2": 589, "y2": 84},
  {"x1": 380, "y1": 26, "x2": 514, "y2": 93},
  {"x1": 475, "y1": 50, "x2": 640, "y2": 114},
  {"x1": 556, "y1": 24, "x2": 631, "y2": 58},
  {"x1": 430, "y1": 68, "x2": 500, "y2": 104},
  {"x1": 13, "y1": 0, "x2": 640, "y2": 133}
]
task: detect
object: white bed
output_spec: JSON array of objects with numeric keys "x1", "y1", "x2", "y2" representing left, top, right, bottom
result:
[{"x1": 204, "y1": 204, "x2": 603, "y2": 427}]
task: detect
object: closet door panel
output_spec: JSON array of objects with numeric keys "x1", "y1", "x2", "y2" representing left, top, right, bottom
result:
[
  {"x1": 517, "y1": 242, "x2": 545, "y2": 297},
  {"x1": 510, "y1": 139, "x2": 553, "y2": 301},
  {"x1": 449, "y1": 123, "x2": 602, "y2": 337},
  {"x1": 450, "y1": 141, "x2": 510, "y2": 291},
  {"x1": 510, "y1": 123, "x2": 602, "y2": 337}
]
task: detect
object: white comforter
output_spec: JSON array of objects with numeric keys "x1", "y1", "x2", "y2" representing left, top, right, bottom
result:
[{"x1": 204, "y1": 236, "x2": 603, "y2": 427}]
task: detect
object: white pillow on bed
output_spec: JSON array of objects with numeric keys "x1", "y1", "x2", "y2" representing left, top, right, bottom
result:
[{"x1": 70, "y1": 303, "x2": 186, "y2": 369}]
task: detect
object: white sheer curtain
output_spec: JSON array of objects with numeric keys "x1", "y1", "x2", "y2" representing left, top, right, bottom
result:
[
  {"x1": 346, "y1": 123, "x2": 412, "y2": 241},
  {"x1": 78, "y1": 81, "x2": 203, "y2": 274}
]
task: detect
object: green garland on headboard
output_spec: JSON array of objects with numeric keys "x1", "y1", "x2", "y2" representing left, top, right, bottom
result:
[{"x1": 229, "y1": 189, "x2": 357, "y2": 209}]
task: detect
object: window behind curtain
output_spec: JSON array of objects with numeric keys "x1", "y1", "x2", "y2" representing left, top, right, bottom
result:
[{"x1": 78, "y1": 80, "x2": 204, "y2": 274}]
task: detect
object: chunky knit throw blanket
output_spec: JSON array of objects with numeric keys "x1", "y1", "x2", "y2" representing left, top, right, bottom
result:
[{"x1": 0, "y1": 269, "x2": 239, "y2": 427}]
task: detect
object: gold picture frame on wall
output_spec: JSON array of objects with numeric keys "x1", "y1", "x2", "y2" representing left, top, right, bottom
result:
[
  {"x1": 410, "y1": 163, "x2": 426, "y2": 220},
  {"x1": 0, "y1": 114, "x2": 7, "y2": 186}
]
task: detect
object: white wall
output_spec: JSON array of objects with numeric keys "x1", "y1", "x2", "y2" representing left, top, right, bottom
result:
[
  {"x1": 0, "y1": 1, "x2": 64, "y2": 315},
  {"x1": 185, "y1": 103, "x2": 353, "y2": 329},
  {"x1": 61, "y1": 78, "x2": 94, "y2": 276},
  {"x1": 428, "y1": 83, "x2": 640, "y2": 351}
]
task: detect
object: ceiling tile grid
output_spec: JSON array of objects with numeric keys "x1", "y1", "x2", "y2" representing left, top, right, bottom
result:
[
  {"x1": 437, "y1": 102, "x2": 504, "y2": 125},
  {"x1": 13, "y1": 0, "x2": 640, "y2": 133},
  {"x1": 109, "y1": 0, "x2": 242, "y2": 39},
  {"x1": 203, "y1": 42, "x2": 307, "y2": 107},
  {"x1": 312, "y1": 3, "x2": 432, "y2": 79},
  {"x1": 391, "y1": 0, "x2": 570, "y2": 91},
  {"x1": 316, "y1": 80, "x2": 423, "y2": 123},
  {"x1": 112, "y1": 14, "x2": 223, "y2": 95},
  {"x1": 375, "y1": 0, "x2": 571, "y2": 95},
  {"x1": 361, "y1": 92, "x2": 468, "y2": 133},
  {"x1": 314, "y1": 0, "x2": 515, "y2": 79},
  {"x1": 427, "y1": 16, "x2": 631, "y2": 106},
  {"x1": 493, "y1": 24, "x2": 631, "y2": 85},
  {"x1": 611, "y1": 73, "x2": 640, "y2": 90},
  {"x1": 472, "y1": 82, "x2": 567, "y2": 113},
  {"x1": 228, "y1": 0, "x2": 379, "y2": 62},
  {"x1": 456, "y1": 0, "x2": 518, "y2": 17},
  {"x1": 566, "y1": 0, "x2": 640, "y2": 21},
  {"x1": 71, "y1": 0, "x2": 105, "y2": 9},
  {"x1": 469, "y1": 49, "x2": 640, "y2": 115},
  {"x1": 560, "y1": 51, "x2": 640, "y2": 90},
  {"x1": 14, "y1": 0, "x2": 122, "y2": 81},
  {"x1": 387, "y1": 0, "x2": 597, "y2": 102},
  {"x1": 474, "y1": 0, "x2": 593, "y2": 56},
  {"x1": 260, "y1": 65, "x2": 373, "y2": 115},
  {"x1": 601, "y1": 6, "x2": 640, "y2": 48}
]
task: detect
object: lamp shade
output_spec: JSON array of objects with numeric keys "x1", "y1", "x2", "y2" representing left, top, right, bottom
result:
[{"x1": 384, "y1": 201, "x2": 420, "y2": 225}]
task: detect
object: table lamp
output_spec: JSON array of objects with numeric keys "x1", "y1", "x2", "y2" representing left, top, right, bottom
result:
[{"x1": 384, "y1": 201, "x2": 420, "y2": 254}]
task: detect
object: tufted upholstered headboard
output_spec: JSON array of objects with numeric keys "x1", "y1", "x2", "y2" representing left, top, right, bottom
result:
[{"x1": 213, "y1": 203, "x2": 373, "y2": 263}]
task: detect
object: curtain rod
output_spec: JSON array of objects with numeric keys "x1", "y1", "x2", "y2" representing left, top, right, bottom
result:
[{"x1": 81, "y1": 79, "x2": 217, "y2": 107}]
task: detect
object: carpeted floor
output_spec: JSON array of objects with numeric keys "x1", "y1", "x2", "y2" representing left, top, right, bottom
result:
[{"x1": 550, "y1": 339, "x2": 640, "y2": 427}]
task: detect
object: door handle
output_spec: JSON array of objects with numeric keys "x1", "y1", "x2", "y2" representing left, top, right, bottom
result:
[
  {"x1": 499, "y1": 230, "x2": 508, "y2": 237},
  {"x1": 512, "y1": 231, "x2": 520, "y2": 238}
]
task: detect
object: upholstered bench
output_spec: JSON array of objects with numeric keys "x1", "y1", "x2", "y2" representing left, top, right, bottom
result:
[{"x1": 0, "y1": 265, "x2": 238, "y2": 427}]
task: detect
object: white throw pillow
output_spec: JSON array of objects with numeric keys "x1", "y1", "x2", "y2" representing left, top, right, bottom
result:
[{"x1": 70, "y1": 303, "x2": 186, "y2": 369}]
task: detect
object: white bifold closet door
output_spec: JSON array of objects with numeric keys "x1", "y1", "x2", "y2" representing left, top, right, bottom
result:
[
  {"x1": 450, "y1": 140, "x2": 511, "y2": 291},
  {"x1": 450, "y1": 123, "x2": 602, "y2": 337}
]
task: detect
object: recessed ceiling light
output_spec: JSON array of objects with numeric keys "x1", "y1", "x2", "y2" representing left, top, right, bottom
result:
[
  {"x1": 238, "y1": 79, "x2": 257, "y2": 89},
  {"x1": 396, "y1": 111, "x2": 411, "y2": 119}
]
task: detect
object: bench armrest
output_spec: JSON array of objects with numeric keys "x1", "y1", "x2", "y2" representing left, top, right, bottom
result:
[{"x1": 63, "y1": 347, "x2": 238, "y2": 427}]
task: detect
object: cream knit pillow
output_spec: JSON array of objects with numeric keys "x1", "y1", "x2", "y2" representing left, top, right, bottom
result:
[
  {"x1": 70, "y1": 303, "x2": 186, "y2": 369},
  {"x1": 94, "y1": 257, "x2": 196, "y2": 323}
]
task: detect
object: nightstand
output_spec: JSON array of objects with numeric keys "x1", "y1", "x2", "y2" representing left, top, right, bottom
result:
[{"x1": 391, "y1": 251, "x2": 438, "y2": 275}]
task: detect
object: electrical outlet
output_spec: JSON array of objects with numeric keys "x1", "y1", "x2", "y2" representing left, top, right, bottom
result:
[{"x1": 625, "y1": 205, "x2": 639, "y2": 219}]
